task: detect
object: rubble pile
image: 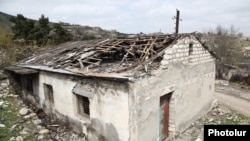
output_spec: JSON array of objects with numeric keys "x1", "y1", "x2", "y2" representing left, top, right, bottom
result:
[{"x1": 19, "y1": 34, "x2": 186, "y2": 74}]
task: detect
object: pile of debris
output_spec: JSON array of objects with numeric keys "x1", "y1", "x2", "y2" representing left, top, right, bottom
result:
[{"x1": 19, "y1": 34, "x2": 186, "y2": 74}]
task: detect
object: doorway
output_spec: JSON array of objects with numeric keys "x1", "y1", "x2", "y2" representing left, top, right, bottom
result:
[{"x1": 160, "y1": 92, "x2": 172, "y2": 140}]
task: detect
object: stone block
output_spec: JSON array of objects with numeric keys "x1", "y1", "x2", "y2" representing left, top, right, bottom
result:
[
  {"x1": 165, "y1": 49, "x2": 173, "y2": 54},
  {"x1": 161, "y1": 60, "x2": 169, "y2": 65},
  {"x1": 178, "y1": 45, "x2": 184, "y2": 48},
  {"x1": 163, "y1": 54, "x2": 172, "y2": 60},
  {"x1": 172, "y1": 45, "x2": 178, "y2": 49}
]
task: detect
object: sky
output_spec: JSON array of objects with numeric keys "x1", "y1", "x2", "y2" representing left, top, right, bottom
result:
[{"x1": 1, "y1": 0, "x2": 250, "y2": 36}]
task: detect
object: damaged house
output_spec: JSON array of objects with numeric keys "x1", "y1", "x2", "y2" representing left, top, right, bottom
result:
[{"x1": 6, "y1": 33, "x2": 215, "y2": 141}]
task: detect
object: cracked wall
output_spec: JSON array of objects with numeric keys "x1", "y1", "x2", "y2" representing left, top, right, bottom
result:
[
  {"x1": 128, "y1": 36, "x2": 215, "y2": 141},
  {"x1": 12, "y1": 35, "x2": 215, "y2": 141},
  {"x1": 33, "y1": 71, "x2": 129, "y2": 141}
]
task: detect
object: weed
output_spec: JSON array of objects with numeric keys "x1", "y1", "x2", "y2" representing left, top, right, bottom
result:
[{"x1": 0, "y1": 90, "x2": 37, "y2": 141}]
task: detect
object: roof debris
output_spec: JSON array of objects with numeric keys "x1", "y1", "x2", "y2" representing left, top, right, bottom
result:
[
  {"x1": 15, "y1": 32, "x2": 217, "y2": 80},
  {"x1": 20, "y1": 34, "x2": 186, "y2": 75}
]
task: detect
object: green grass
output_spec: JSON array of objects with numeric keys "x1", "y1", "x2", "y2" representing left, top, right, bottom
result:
[
  {"x1": 0, "y1": 97, "x2": 21, "y2": 140},
  {"x1": 201, "y1": 108, "x2": 250, "y2": 125},
  {"x1": 0, "y1": 89, "x2": 37, "y2": 141},
  {"x1": 240, "y1": 40, "x2": 250, "y2": 47},
  {"x1": 191, "y1": 130, "x2": 198, "y2": 141}
]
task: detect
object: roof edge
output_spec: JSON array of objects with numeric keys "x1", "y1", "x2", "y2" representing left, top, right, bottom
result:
[{"x1": 16, "y1": 65, "x2": 133, "y2": 82}]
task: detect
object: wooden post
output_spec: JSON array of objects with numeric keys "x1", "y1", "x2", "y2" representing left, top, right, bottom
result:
[{"x1": 175, "y1": 9, "x2": 180, "y2": 34}]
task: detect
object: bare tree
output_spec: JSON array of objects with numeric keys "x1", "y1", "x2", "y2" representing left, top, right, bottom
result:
[
  {"x1": 207, "y1": 25, "x2": 242, "y2": 65},
  {"x1": 204, "y1": 25, "x2": 244, "y2": 79}
]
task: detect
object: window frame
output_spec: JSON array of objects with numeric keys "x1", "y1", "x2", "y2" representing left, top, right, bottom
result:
[
  {"x1": 189, "y1": 43, "x2": 194, "y2": 55},
  {"x1": 76, "y1": 94, "x2": 90, "y2": 117}
]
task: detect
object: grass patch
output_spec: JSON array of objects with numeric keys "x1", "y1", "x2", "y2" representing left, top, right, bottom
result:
[
  {"x1": 198, "y1": 106, "x2": 250, "y2": 125},
  {"x1": 241, "y1": 40, "x2": 250, "y2": 47},
  {"x1": 191, "y1": 130, "x2": 198, "y2": 141},
  {"x1": 0, "y1": 89, "x2": 37, "y2": 141},
  {"x1": 0, "y1": 97, "x2": 21, "y2": 140}
]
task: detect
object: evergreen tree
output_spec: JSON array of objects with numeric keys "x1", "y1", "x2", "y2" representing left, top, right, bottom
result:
[
  {"x1": 51, "y1": 23, "x2": 72, "y2": 44},
  {"x1": 10, "y1": 13, "x2": 72, "y2": 46},
  {"x1": 32, "y1": 14, "x2": 51, "y2": 46},
  {"x1": 38, "y1": 14, "x2": 50, "y2": 35},
  {"x1": 10, "y1": 14, "x2": 34, "y2": 42},
  {"x1": 30, "y1": 26, "x2": 45, "y2": 46}
]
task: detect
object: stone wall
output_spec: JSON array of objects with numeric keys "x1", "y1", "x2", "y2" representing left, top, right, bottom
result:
[
  {"x1": 161, "y1": 36, "x2": 214, "y2": 68},
  {"x1": 129, "y1": 35, "x2": 215, "y2": 141},
  {"x1": 130, "y1": 61, "x2": 215, "y2": 141}
]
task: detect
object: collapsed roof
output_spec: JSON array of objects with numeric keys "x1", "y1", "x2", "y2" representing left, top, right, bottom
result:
[{"x1": 16, "y1": 33, "x2": 203, "y2": 80}]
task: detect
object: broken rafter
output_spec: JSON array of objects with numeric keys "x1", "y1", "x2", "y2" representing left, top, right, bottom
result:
[
  {"x1": 86, "y1": 57, "x2": 102, "y2": 61},
  {"x1": 20, "y1": 33, "x2": 191, "y2": 74},
  {"x1": 112, "y1": 63, "x2": 139, "y2": 73},
  {"x1": 81, "y1": 60, "x2": 100, "y2": 66},
  {"x1": 96, "y1": 40, "x2": 124, "y2": 52},
  {"x1": 120, "y1": 42, "x2": 136, "y2": 65},
  {"x1": 140, "y1": 36, "x2": 159, "y2": 62},
  {"x1": 78, "y1": 59, "x2": 84, "y2": 68},
  {"x1": 78, "y1": 51, "x2": 96, "y2": 60},
  {"x1": 139, "y1": 41, "x2": 150, "y2": 59},
  {"x1": 95, "y1": 39, "x2": 110, "y2": 45},
  {"x1": 134, "y1": 35, "x2": 181, "y2": 71},
  {"x1": 56, "y1": 59, "x2": 73, "y2": 66}
]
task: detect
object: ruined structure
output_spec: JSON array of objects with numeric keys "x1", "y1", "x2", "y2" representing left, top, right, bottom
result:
[{"x1": 6, "y1": 33, "x2": 216, "y2": 141}]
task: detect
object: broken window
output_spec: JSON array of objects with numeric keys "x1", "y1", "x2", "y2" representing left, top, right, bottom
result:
[
  {"x1": 189, "y1": 43, "x2": 193, "y2": 55},
  {"x1": 43, "y1": 84, "x2": 54, "y2": 104},
  {"x1": 76, "y1": 95, "x2": 90, "y2": 116}
]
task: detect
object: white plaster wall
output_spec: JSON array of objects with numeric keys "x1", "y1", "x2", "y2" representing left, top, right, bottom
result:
[
  {"x1": 88, "y1": 80, "x2": 129, "y2": 141},
  {"x1": 131, "y1": 61, "x2": 215, "y2": 141},
  {"x1": 38, "y1": 71, "x2": 76, "y2": 117},
  {"x1": 36, "y1": 71, "x2": 129, "y2": 141},
  {"x1": 129, "y1": 35, "x2": 215, "y2": 141},
  {"x1": 173, "y1": 66, "x2": 215, "y2": 131}
]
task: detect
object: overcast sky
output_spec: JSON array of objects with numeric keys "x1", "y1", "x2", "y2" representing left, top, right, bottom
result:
[{"x1": 1, "y1": 0, "x2": 250, "y2": 36}]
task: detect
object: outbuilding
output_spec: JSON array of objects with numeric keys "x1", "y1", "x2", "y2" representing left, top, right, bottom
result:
[{"x1": 7, "y1": 33, "x2": 216, "y2": 141}]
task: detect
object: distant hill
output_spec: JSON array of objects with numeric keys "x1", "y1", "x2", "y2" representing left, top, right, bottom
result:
[
  {"x1": 0, "y1": 11, "x2": 128, "y2": 39},
  {"x1": 0, "y1": 11, "x2": 13, "y2": 32}
]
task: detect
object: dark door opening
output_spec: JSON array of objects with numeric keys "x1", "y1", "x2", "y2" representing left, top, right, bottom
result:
[{"x1": 160, "y1": 92, "x2": 172, "y2": 140}]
